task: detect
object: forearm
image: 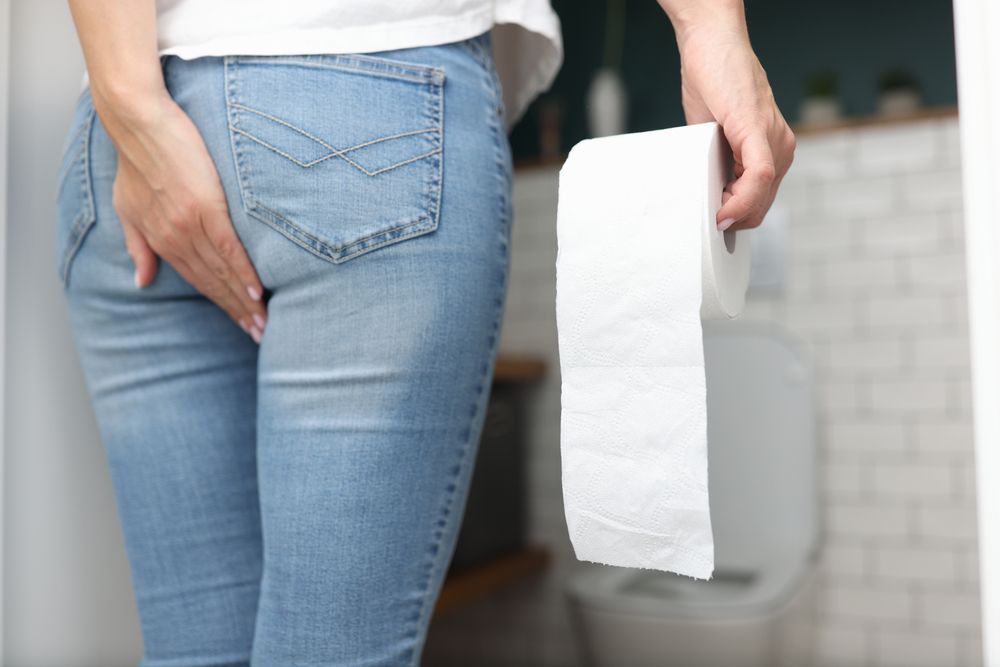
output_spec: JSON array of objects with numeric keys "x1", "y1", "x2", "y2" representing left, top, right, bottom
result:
[{"x1": 67, "y1": 0, "x2": 167, "y2": 127}]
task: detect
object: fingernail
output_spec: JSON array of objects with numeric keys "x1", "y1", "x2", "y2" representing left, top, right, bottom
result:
[
  {"x1": 717, "y1": 218, "x2": 736, "y2": 231},
  {"x1": 134, "y1": 269, "x2": 142, "y2": 288},
  {"x1": 247, "y1": 285, "x2": 262, "y2": 301},
  {"x1": 238, "y1": 318, "x2": 250, "y2": 334},
  {"x1": 250, "y1": 324, "x2": 262, "y2": 344},
  {"x1": 252, "y1": 312, "x2": 266, "y2": 330}
]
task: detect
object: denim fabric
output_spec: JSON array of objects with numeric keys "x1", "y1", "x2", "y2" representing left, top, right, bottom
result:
[{"x1": 54, "y1": 31, "x2": 512, "y2": 667}]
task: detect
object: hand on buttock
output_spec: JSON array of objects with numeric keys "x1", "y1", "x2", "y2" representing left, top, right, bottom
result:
[{"x1": 104, "y1": 91, "x2": 268, "y2": 342}]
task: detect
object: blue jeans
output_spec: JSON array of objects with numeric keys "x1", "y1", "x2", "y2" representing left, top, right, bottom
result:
[{"x1": 54, "y1": 31, "x2": 512, "y2": 667}]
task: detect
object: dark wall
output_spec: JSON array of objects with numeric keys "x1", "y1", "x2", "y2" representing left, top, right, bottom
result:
[{"x1": 508, "y1": 0, "x2": 958, "y2": 160}]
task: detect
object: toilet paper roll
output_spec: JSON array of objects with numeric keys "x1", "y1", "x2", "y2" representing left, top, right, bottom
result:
[{"x1": 555, "y1": 121, "x2": 751, "y2": 579}]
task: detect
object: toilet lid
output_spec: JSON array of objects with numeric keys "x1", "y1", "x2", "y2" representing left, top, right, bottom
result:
[
  {"x1": 567, "y1": 551, "x2": 811, "y2": 620},
  {"x1": 702, "y1": 324, "x2": 819, "y2": 566}
]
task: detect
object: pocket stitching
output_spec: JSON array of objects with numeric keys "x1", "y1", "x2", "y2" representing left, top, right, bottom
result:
[
  {"x1": 228, "y1": 53, "x2": 446, "y2": 86},
  {"x1": 227, "y1": 101, "x2": 441, "y2": 175},
  {"x1": 58, "y1": 102, "x2": 98, "y2": 288},
  {"x1": 223, "y1": 55, "x2": 445, "y2": 264}
]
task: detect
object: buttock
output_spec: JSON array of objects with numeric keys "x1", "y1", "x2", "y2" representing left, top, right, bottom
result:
[{"x1": 53, "y1": 31, "x2": 512, "y2": 299}]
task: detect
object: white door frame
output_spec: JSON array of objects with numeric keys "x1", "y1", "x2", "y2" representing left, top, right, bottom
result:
[{"x1": 953, "y1": 0, "x2": 999, "y2": 664}]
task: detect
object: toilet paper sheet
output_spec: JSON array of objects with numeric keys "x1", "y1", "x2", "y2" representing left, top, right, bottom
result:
[{"x1": 555, "y1": 122, "x2": 751, "y2": 579}]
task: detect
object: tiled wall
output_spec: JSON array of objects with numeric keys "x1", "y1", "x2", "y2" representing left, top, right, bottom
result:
[{"x1": 424, "y1": 114, "x2": 980, "y2": 667}]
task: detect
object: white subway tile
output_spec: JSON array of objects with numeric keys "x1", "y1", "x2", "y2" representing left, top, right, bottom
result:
[
  {"x1": 901, "y1": 170, "x2": 964, "y2": 211},
  {"x1": 961, "y1": 631, "x2": 985, "y2": 667},
  {"x1": 902, "y1": 252, "x2": 968, "y2": 290},
  {"x1": 872, "y1": 544, "x2": 960, "y2": 583},
  {"x1": 942, "y1": 207, "x2": 968, "y2": 246},
  {"x1": 785, "y1": 299, "x2": 861, "y2": 336},
  {"x1": 786, "y1": 132, "x2": 853, "y2": 182},
  {"x1": 916, "y1": 505, "x2": 980, "y2": 542},
  {"x1": 859, "y1": 211, "x2": 947, "y2": 255},
  {"x1": 819, "y1": 380, "x2": 866, "y2": 416},
  {"x1": 953, "y1": 378, "x2": 973, "y2": 416},
  {"x1": 910, "y1": 334, "x2": 972, "y2": 371},
  {"x1": 917, "y1": 589, "x2": 982, "y2": 628},
  {"x1": 863, "y1": 294, "x2": 949, "y2": 332},
  {"x1": 790, "y1": 215, "x2": 856, "y2": 259},
  {"x1": 875, "y1": 628, "x2": 959, "y2": 667},
  {"x1": 821, "y1": 256, "x2": 899, "y2": 294},
  {"x1": 827, "y1": 502, "x2": 909, "y2": 539},
  {"x1": 827, "y1": 421, "x2": 907, "y2": 454},
  {"x1": 912, "y1": 420, "x2": 974, "y2": 454},
  {"x1": 855, "y1": 123, "x2": 939, "y2": 175},
  {"x1": 814, "y1": 623, "x2": 870, "y2": 666},
  {"x1": 954, "y1": 462, "x2": 979, "y2": 504},
  {"x1": 822, "y1": 582, "x2": 912, "y2": 622},
  {"x1": 819, "y1": 543, "x2": 868, "y2": 578},
  {"x1": 939, "y1": 120, "x2": 963, "y2": 170},
  {"x1": 868, "y1": 378, "x2": 952, "y2": 414},
  {"x1": 870, "y1": 461, "x2": 954, "y2": 499},
  {"x1": 825, "y1": 462, "x2": 865, "y2": 498},
  {"x1": 820, "y1": 175, "x2": 898, "y2": 218},
  {"x1": 826, "y1": 339, "x2": 906, "y2": 376}
]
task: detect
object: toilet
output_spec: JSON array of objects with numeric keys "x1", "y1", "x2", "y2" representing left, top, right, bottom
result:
[{"x1": 565, "y1": 324, "x2": 820, "y2": 667}]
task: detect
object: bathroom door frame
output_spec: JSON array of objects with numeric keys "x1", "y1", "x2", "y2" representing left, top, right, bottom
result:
[
  {"x1": 953, "y1": 0, "x2": 1000, "y2": 664},
  {"x1": 0, "y1": 0, "x2": 10, "y2": 658}
]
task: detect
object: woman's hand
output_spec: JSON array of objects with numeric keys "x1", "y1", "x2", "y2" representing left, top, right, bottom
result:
[
  {"x1": 66, "y1": 0, "x2": 267, "y2": 342},
  {"x1": 100, "y1": 90, "x2": 268, "y2": 342},
  {"x1": 659, "y1": 0, "x2": 795, "y2": 231}
]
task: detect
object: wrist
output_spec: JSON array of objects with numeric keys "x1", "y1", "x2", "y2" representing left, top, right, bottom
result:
[
  {"x1": 658, "y1": 0, "x2": 748, "y2": 51},
  {"x1": 90, "y1": 74, "x2": 171, "y2": 132}
]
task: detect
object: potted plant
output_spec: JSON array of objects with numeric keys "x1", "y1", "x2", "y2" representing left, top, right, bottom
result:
[
  {"x1": 799, "y1": 70, "x2": 842, "y2": 126},
  {"x1": 877, "y1": 69, "x2": 922, "y2": 116}
]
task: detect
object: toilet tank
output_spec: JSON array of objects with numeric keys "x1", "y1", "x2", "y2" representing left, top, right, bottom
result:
[{"x1": 702, "y1": 324, "x2": 818, "y2": 571}]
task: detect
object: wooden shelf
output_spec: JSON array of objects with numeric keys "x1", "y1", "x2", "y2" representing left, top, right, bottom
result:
[
  {"x1": 511, "y1": 105, "x2": 961, "y2": 171},
  {"x1": 493, "y1": 356, "x2": 547, "y2": 383},
  {"x1": 434, "y1": 545, "x2": 552, "y2": 615}
]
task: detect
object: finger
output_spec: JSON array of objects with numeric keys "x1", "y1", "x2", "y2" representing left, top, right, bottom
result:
[
  {"x1": 200, "y1": 206, "x2": 267, "y2": 313},
  {"x1": 190, "y1": 229, "x2": 266, "y2": 336},
  {"x1": 160, "y1": 236, "x2": 259, "y2": 342},
  {"x1": 716, "y1": 130, "x2": 776, "y2": 229},
  {"x1": 120, "y1": 219, "x2": 159, "y2": 288},
  {"x1": 187, "y1": 238, "x2": 261, "y2": 341}
]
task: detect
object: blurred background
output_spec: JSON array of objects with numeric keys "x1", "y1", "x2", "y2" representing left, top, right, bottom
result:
[{"x1": 2, "y1": 0, "x2": 981, "y2": 666}]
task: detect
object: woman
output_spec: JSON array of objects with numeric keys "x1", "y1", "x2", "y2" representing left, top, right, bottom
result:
[{"x1": 55, "y1": 0, "x2": 794, "y2": 664}]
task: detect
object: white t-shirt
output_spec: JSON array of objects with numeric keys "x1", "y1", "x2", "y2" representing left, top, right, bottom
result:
[{"x1": 80, "y1": 0, "x2": 563, "y2": 129}]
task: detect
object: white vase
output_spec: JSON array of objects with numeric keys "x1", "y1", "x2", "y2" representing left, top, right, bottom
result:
[
  {"x1": 586, "y1": 67, "x2": 627, "y2": 138},
  {"x1": 877, "y1": 88, "x2": 922, "y2": 116},
  {"x1": 798, "y1": 96, "x2": 842, "y2": 126}
]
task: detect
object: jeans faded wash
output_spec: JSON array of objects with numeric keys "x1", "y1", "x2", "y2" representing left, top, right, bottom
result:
[{"x1": 54, "y1": 30, "x2": 512, "y2": 667}]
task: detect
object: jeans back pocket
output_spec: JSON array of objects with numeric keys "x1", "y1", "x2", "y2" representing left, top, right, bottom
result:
[
  {"x1": 224, "y1": 53, "x2": 445, "y2": 264},
  {"x1": 54, "y1": 88, "x2": 98, "y2": 289}
]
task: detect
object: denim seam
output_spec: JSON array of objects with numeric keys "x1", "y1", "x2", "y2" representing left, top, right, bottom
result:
[
  {"x1": 402, "y1": 48, "x2": 510, "y2": 667},
  {"x1": 55, "y1": 118, "x2": 89, "y2": 190},
  {"x1": 245, "y1": 198, "x2": 438, "y2": 263},
  {"x1": 58, "y1": 101, "x2": 98, "y2": 289},
  {"x1": 228, "y1": 53, "x2": 446, "y2": 86},
  {"x1": 139, "y1": 650, "x2": 252, "y2": 667},
  {"x1": 227, "y1": 102, "x2": 440, "y2": 171},
  {"x1": 229, "y1": 125, "x2": 442, "y2": 176},
  {"x1": 223, "y1": 56, "x2": 445, "y2": 265}
]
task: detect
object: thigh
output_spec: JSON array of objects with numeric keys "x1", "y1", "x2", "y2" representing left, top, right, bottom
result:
[
  {"x1": 168, "y1": 32, "x2": 513, "y2": 666},
  {"x1": 55, "y1": 87, "x2": 263, "y2": 666}
]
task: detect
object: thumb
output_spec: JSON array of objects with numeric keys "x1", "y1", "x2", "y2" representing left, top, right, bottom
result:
[{"x1": 121, "y1": 221, "x2": 159, "y2": 288}]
